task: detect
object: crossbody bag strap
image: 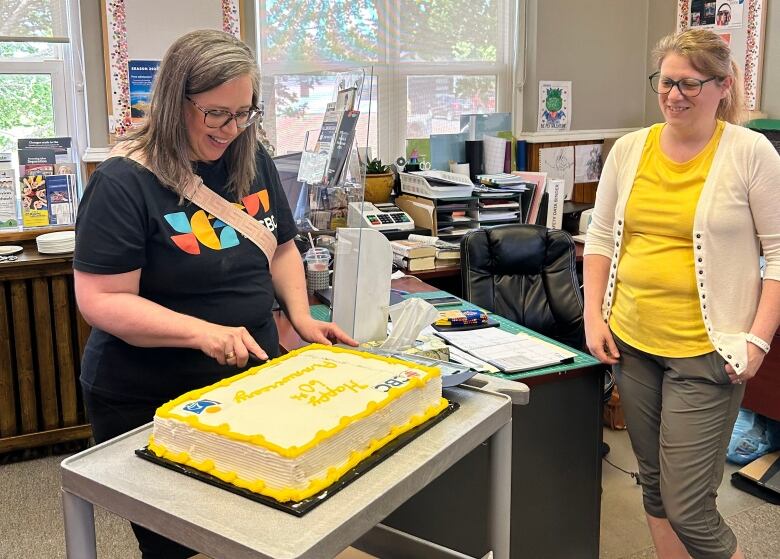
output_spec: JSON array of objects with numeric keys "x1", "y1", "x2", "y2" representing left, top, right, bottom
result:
[
  {"x1": 112, "y1": 146, "x2": 278, "y2": 262},
  {"x1": 181, "y1": 176, "x2": 277, "y2": 262}
]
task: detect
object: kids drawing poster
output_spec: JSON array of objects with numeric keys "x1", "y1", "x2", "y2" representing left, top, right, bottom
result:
[
  {"x1": 128, "y1": 60, "x2": 160, "y2": 127},
  {"x1": 538, "y1": 81, "x2": 571, "y2": 132},
  {"x1": 574, "y1": 144, "x2": 603, "y2": 183}
]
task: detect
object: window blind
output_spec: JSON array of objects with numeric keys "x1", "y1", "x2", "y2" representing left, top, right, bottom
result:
[{"x1": 0, "y1": 0, "x2": 69, "y2": 43}]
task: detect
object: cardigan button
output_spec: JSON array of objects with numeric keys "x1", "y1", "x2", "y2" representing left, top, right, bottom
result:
[
  {"x1": 697, "y1": 245, "x2": 701, "y2": 250},
  {"x1": 735, "y1": 363, "x2": 740, "y2": 368},
  {"x1": 699, "y1": 270, "x2": 703, "y2": 275},
  {"x1": 727, "y1": 355, "x2": 732, "y2": 359},
  {"x1": 618, "y1": 220, "x2": 622, "y2": 225},
  {"x1": 696, "y1": 234, "x2": 701, "y2": 239}
]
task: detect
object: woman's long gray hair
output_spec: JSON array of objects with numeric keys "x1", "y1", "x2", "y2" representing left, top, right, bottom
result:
[{"x1": 125, "y1": 29, "x2": 260, "y2": 199}]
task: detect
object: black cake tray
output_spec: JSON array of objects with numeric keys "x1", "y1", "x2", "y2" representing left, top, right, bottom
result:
[{"x1": 135, "y1": 401, "x2": 458, "y2": 516}]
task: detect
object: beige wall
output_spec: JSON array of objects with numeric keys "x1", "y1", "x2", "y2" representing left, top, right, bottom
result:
[
  {"x1": 80, "y1": 0, "x2": 109, "y2": 148},
  {"x1": 521, "y1": 0, "x2": 678, "y2": 132}
]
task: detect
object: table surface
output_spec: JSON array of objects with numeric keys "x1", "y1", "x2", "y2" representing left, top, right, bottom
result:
[
  {"x1": 282, "y1": 274, "x2": 600, "y2": 382},
  {"x1": 61, "y1": 383, "x2": 512, "y2": 559}
]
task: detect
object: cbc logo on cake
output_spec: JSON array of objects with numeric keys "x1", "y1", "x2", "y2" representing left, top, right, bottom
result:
[{"x1": 183, "y1": 399, "x2": 221, "y2": 414}]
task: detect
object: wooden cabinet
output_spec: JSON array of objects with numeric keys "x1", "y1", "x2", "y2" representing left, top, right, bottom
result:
[{"x1": 0, "y1": 230, "x2": 91, "y2": 453}]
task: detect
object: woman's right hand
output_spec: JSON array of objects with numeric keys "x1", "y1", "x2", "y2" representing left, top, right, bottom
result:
[
  {"x1": 196, "y1": 324, "x2": 268, "y2": 368},
  {"x1": 585, "y1": 314, "x2": 621, "y2": 365}
]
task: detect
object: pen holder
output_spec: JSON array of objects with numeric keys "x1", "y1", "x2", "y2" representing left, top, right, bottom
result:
[{"x1": 304, "y1": 247, "x2": 331, "y2": 294}]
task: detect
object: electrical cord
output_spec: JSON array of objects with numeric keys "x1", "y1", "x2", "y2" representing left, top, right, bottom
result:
[{"x1": 604, "y1": 456, "x2": 641, "y2": 485}]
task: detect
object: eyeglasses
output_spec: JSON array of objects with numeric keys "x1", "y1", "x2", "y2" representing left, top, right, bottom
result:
[
  {"x1": 649, "y1": 71, "x2": 720, "y2": 97},
  {"x1": 186, "y1": 96, "x2": 263, "y2": 129}
]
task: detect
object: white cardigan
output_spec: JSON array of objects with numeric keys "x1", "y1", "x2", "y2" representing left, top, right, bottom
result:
[{"x1": 585, "y1": 123, "x2": 780, "y2": 372}]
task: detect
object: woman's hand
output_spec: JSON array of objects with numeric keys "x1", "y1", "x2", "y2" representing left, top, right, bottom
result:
[
  {"x1": 196, "y1": 324, "x2": 268, "y2": 367},
  {"x1": 293, "y1": 316, "x2": 358, "y2": 347},
  {"x1": 725, "y1": 343, "x2": 766, "y2": 385},
  {"x1": 585, "y1": 314, "x2": 620, "y2": 365}
]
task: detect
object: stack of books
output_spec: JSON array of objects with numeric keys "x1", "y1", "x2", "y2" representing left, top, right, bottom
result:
[
  {"x1": 390, "y1": 239, "x2": 436, "y2": 272},
  {"x1": 407, "y1": 233, "x2": 461, "y2": 269}
]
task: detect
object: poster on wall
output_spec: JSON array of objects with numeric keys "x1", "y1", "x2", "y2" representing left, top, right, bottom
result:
[
  {"x1": 539, "y1": 146, "x2": 574, "y2": 201},
  {"x1": 574, "y1": 144, "x2": 603, "y2": 183},
  {"x1": 677, "y1": 0, "x2": 766, "y2": 111},
  {"x1": 538, "y1": 81, "x2": 571, "y2": 132},
  {"x1": 128, "y1": 60, "x2": 160, "y2": 128},
  {"x1": 688, "y1": 0, "x2": 743, "y2": 29}
]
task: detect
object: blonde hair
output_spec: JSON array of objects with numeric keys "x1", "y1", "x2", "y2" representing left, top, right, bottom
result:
[
  {"x1": 124, "y1": 29, "x2": 260, "y2": 199},
  {"x1": 652, "y1": 28, "x2": 744, "y2": 124}
]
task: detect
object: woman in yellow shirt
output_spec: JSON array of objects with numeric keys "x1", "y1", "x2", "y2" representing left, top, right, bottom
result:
[{"x1": 585, "y1": 29, "x2": 780, "y2": 559}]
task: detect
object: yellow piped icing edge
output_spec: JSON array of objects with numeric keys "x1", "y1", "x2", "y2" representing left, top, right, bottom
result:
[
  {"x1": 148, "y1": 396, "x2": 449, "y2": 502},
  {"x1": 150, "y1": 344, "x2": 442, "y2": 457}
]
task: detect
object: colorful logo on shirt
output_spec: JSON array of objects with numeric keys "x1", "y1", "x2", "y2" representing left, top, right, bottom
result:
[
  {"x1": 164, "y1": 190, "x2": 274, "y2": 255},
  {"x1": 182, "y1": 399, "x2": 221, "y2": 414}
]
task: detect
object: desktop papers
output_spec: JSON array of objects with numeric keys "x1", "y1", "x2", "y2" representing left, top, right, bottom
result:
[{"x1": 434, "y1": 327, "x2": 576, "y2": 373}]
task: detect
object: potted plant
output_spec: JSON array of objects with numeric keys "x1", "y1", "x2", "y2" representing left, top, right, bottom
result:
[{"x1": 363, "y1": 158, "x2": 394, "y2": 204}]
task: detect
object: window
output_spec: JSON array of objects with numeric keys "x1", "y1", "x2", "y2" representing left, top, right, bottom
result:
[
  {"x1": 0, "y1": 0, "x2": 74, "y2": 153},
  {"x1": 257, "y1": 0, "x2": 515, "y2": 162}
]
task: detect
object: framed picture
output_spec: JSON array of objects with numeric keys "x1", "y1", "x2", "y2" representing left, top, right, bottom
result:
[
  {"x1": 102, "y1": 0, "x2": 242, "y2": 139},
  {"x1": 676, "y1": 0, "x2": 766, "y2": 110}
]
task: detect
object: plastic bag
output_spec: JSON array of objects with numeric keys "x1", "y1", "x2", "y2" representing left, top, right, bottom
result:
[{"x1": 727, "y1": 408, "x2": 780, "y2": 465}]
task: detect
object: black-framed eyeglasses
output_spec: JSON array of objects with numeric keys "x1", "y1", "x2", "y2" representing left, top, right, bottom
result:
[
  {"x1": 649, "y1": 71, "x2": 720, "y2": 97},
  {"x1": 186, "y1": 96, "x2": 263, "y2": 129}
]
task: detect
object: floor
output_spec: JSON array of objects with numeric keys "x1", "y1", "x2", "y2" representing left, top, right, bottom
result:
[{"x1": 1, "y1": 428, "x2": 777, "y2": 558}]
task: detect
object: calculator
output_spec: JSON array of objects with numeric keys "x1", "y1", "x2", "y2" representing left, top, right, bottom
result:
[{"x1": 346, "y1": 201, "x2": 416, "y2": 231}]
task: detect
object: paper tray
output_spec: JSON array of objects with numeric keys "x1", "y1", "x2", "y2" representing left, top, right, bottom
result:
[{"x1": 135, "y1": 402, "x2": 459, "y2": 517}]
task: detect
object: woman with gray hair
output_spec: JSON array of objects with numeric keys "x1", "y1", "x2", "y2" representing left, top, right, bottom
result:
[
  {"x1": 73, "y1": 29, "x2": 355, "y2": 558},
  {"x1": 584, "y1": 28, "x2": 780, "y2": 559}
]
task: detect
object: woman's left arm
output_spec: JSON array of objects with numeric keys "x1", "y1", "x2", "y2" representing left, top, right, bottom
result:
[
  {"x1": 271, "y1": 240, "x2": 357, "y2": 346},
  {"x1": 727, "y1": 279, "x2": 780, "y2": 383},
  {"x1": 726, "y1": 136, "x2": 780, "y2": 382}
]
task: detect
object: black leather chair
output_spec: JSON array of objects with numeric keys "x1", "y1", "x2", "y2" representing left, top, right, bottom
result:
[{"x1": 460, "y1": 223, "x2": 584, "y2": 349}]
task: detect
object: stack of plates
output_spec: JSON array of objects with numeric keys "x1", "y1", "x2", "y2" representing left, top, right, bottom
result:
[{"x1": 36, "y1": 231, "x2": 75, "y2": 254}]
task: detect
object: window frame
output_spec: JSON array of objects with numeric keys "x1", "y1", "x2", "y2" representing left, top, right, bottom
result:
[
  {"x1": 255, "y1": 0, "x2": 516, "y2": 163},
  {"x1": 0, "y1": 57, "x2": 70, "y2": 141}
]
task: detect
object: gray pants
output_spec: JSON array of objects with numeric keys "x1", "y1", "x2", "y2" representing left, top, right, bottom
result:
[{"x1": 613, "y1": 335, "x2": 745, "y2": 559}]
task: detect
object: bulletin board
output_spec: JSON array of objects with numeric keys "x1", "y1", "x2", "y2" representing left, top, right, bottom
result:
[
  {"x1": 101, "y1": 0, "x2": 243, "y2": 139},
  {"x1": 676, "y1": 0, "x2": 766, "y2": 111}
]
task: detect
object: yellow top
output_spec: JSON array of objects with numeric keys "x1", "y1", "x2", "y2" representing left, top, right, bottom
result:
[{"x1": 610, "y1": 120, "x2": 725, "y2": 357}]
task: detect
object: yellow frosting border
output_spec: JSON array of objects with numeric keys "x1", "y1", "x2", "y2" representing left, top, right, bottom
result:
[
  {"x1": 152, "y1": 344, "x2": 441, "y2": 458},
  {"x1": 148, "y1": 396, "x2": 449, "y2": 502}
]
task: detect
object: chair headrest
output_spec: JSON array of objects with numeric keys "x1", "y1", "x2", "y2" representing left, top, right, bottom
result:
[{"x1": 465, "y1": 224, "x2": 572, "y2": 276}]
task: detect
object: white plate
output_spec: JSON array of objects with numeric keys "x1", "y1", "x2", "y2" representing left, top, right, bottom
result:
[
  {"x1": 0, "y1": 245, "x2": 23, "y2": 256},
  {"x1": 36, "y1": 230, "x2": 75, "y2": 242},
  {"x1": 38, "y1": 248, "x2": 73, "y2": 255}
]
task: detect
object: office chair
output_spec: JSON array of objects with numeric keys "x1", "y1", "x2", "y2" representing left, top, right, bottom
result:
[
  {"x1": 460, "y1": 223, "x2": 584, "y2": 349},
  {"x1": 461, "y1": 223, "x2": 615, "y2": 456}
]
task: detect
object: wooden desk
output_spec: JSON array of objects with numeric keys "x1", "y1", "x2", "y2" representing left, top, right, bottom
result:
[
  {"x1": 275, "y1": 279, "x2": 603, "y2": 559},
  {"x1": 0, "y1": 233, "x2": 91, "y2": 454}
]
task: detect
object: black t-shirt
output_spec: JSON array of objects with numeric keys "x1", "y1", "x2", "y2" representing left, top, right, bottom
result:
[{"x1": 74, "y1": 147, "x2": 296, "y2": 403}]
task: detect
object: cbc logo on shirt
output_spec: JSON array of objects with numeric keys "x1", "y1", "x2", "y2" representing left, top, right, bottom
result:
[{"x1": 163, "y1": 189, "x2": 276, "y2": 255}]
